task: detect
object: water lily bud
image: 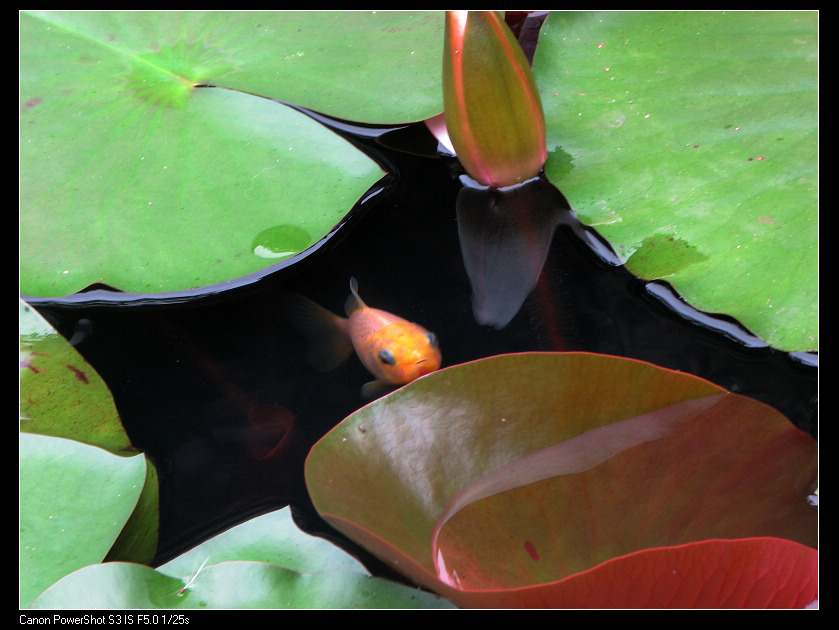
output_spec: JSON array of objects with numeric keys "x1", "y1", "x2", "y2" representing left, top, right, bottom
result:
[{"x1": 443, "y1": 11, "x2": 547, "y2": 188}]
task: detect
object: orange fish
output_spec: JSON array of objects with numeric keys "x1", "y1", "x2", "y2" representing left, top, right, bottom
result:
[{"x1": 283, "y1": 277, "x2": 442, "y2": 398}]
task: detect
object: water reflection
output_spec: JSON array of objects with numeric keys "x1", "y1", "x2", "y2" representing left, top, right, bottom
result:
[
  {"x1": 456, "y1": 173, "x2": 574, "y2": 329},
  {"x1": 247, "y1": 403, "x2": 297, "y2": 461}
]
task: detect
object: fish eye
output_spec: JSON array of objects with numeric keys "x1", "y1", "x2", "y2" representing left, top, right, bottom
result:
[
  {"x1": 426, "y1": 332, "x2": 438, "y2": 348},
  {"x1": 378, "y1": 349, "x2": 396, "y2": 366}
]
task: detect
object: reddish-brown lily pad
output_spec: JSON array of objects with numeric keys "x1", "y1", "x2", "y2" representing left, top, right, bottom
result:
[{"x1": 305, "y1": 352, "x2": 817, "y2": 608}]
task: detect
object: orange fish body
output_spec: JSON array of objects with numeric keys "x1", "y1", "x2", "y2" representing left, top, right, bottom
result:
[{"x1": 284, "y1": 278, "x2": 442, "y2": 398}]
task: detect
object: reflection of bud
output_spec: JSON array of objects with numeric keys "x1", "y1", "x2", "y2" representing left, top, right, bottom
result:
[
  {"x1": 443, "y1": 11, "x2": 547, "y2": 188},
  {"x1": 456, "y1": 174, "x2": 574, "y2": 328}
]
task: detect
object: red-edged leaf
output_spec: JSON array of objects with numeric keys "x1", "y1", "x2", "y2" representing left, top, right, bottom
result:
[
  {"x1": 305, "y1": 352, "x2": 817, "y2": 608},
  {"x1": 431, "y1": 394, "x2": 726, "y2": 584},
  {"x1": 447, "y1": 538, "x2": 819, "y2": 608}
]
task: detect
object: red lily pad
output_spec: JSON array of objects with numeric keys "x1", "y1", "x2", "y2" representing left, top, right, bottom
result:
[{"x1": 305, "y1": 352, "x2": 817, "y2": 608}]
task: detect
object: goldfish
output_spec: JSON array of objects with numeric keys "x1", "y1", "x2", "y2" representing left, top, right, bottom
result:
[{"x1": 283, "y1": 277, "x2": 442, "y2": 398}]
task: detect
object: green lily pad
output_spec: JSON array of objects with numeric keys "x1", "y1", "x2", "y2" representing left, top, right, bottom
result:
[
  {"x1": 534, "y1": 11, "x2": 817, "y2": 351},
  {"x1": 19, "y1": 11, "x2": 444, "y2": 297},
  {"x1": 20, "y1": 433, "x2": 147, "y2": 608},
  {"x1": 31, "y1": 562, "x2": 455, "y2": 609},
  {"x1": 19, "y1": 300, "x2": 133, "y2": 453},
  {"x1": 157, "y1": 507, "x2": 368, "y2": 577},
  {"x1": 305, "y1": 352, "x2": 817, "y2": 607},
  {"x1": 19, "y1": 299, "x2": 159, "y2": 567},
  {"x1": 105, "y1": 462, "x2": 160, "y2": 565},
  {"x1": 31, "y1": 508, "x2": 455, "y2": 609}
]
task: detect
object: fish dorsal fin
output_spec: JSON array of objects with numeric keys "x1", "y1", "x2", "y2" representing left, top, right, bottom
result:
[{"x1": 344, "y1": 276, "x2": 367, "y2": 316}]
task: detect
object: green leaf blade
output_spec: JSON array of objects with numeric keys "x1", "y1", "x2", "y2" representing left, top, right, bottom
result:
[
  {"x1": 21, "y1": 67, "x2": 382, "y2": 294},
  {"x1": 22, "y1": 11, "x2": 422, "y2": 296},
  {"x1": 19, "y1": 300, "x2": 134, "y2": 454},
  {"x1": 20, "y1": 433, "x2": 147, "y2": 608},
  {"x1": 535, "y1": 11, "x2": 817, "y2": 351},
  {"x1": 30, "y1": 509, "x2": 456, "y2": 609}
]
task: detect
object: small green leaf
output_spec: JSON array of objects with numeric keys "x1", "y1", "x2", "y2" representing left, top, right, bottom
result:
[
  {"x1": 19, "y1": 300, "x2": 134, "y2": 454},
  {"x1": 106, "y1": 462, "x2": 160, "y2": 566},
  {"x1": 20, "y1": 433, "x2": 147, "y2": 608}
]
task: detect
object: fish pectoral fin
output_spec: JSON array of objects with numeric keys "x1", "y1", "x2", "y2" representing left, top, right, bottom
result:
[
  {"x1": 281, "y1": 293, "x2": 353, "y2": 372},
  {"x1": 361, "y1": 380, "x2": 396, "y2": 400},
  {"x1": 306, "y1": 335, "x2": 353, "y2": 373}
]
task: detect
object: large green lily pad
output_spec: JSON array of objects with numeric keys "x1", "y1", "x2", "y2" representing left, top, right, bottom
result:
[
  {"x1": 534, "y1": 11, "x2": 817, "y2": 351},
  {"x1": 19, "y1": 11, "x2": 443, "y2": 297}
]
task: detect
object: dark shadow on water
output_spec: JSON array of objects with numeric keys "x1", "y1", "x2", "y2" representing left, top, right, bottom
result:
[{"x1": 23, "y1": 114, "x2": 817, "y2": 582}]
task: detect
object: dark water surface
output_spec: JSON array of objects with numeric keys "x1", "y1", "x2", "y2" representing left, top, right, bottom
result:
[{"x1": 24, "y1": 111, "x2": 817, "y2": 578}]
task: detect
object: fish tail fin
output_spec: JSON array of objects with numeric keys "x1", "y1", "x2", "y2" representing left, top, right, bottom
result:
[
  {"x1": 344, "y1": 276, "x2": 367, "y2": 316},
  {"x1": 281, "y1": 293, "x2": 353, "y2": 372}
]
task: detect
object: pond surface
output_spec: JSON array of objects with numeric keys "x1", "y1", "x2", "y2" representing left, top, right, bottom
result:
[{"x1": 26, "y1": 111, "x2": 817, "y2": 579}]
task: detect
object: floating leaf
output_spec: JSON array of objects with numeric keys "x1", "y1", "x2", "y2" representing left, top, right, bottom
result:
[
  {"x1": 20, "y1": 433, "x2": 147, "y2": 608},
  {"x1": 305, "y1": 352, "x2": 817, "y2": 608},
  {"x1": 534, "y1": 11, "x2": 817, "y2": 351},
  {"x1": 31, "y1": 509, "x2": 455, "y2": 609},
  {"x1": 19, "y1": 11, "x2": 444, "y2": 297},
  {"x1": 157, "y1": 506, "x2": 367, "y2": 577},
  {"x1": 20, "y1": 300, "x2": 134, "y2": 453},
  {"x1": 19, "y1": 299, "x2": 159, "y2": 568}
]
